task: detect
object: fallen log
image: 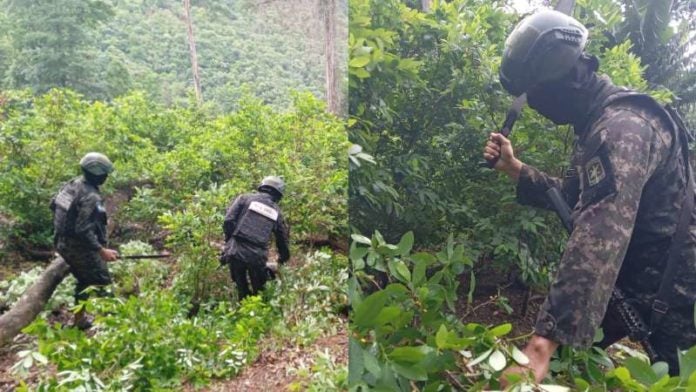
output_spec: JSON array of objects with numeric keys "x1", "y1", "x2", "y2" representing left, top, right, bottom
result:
[{"x1": 0, "y1": 256, "x2": 70, "y2": 346}]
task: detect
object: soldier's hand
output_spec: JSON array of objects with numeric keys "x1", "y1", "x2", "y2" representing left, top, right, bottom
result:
[
  {"x1": 483, "y1": 132, "x2": 523, "y2": 182},
  {"x1": 99, "y1": 248, "x2": 119, "y2": 262},
  {"x1": 500, "y1": 335, "x2": 558, "y2": 387}
]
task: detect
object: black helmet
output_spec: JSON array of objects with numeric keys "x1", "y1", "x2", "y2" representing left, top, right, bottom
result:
[
  {"x1": 79, "y1": 152, "x2": 114, "y2": 176},
  {"x1": 499, "y1": 9, "x2": 588, "y2": 96},
  {"x1": 258, "y1": 176, "x2": 285, "y2": 196}
]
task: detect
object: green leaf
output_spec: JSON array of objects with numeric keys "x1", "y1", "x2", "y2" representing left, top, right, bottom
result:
[
  {"x1": 391, "y1": 363, "x2": 427, "y2": 381},
  {"x1": 624, "y1": 357, "x2": 658, "y2": 386},
  {"x1": 411, "y1": 252, "x2": 436, "y2": 266},
  {"x1": 351, "y1": 234, "x2": 372, "y2": 245},
  {"x1": 350, "y1": 68, "x2": 370, "y2": 79},
  {"x1": 395, "y1": 231, "x2": 414, "y2": 256},
  {"x1": 388, "y1": 345, "x2": 432, "y2": 364},
  {"x1": 350, "y1": 242, "x2": 369, "y2": 262},
  {"x1": 573, "y1": 378, "x2": 590, "y2": 390},
  {"x1": 679, "y1": 346, "x2": 696, "y2": 381},
  {"x1": 374, "y1": 306, "x2": 402, "y2": 326},
  {"x1": 412, "y1": 257, "x2": 427, "y2": 287},
  {"x1": 353, "y1": 290, "x2": 388, "y2": 329},
  {"x1": 490, "y1": 323, "x2": 512, "y2": 337},
  {"x1": 363, "y1": 350, "x2": 382, "y2": 378},
  {"x1": 435, "y1": 324, "x2": 448, "y2": 350},
  {"x1": 350, "y1": 56, "x2": 371, "y2": 68},
  {"x1": 386, "y1": 259, "x2": 408, "y2": 283},
  {"x1": 652, "y1": 361, "x2": 669, "y2": 379},
  {"x1": 348, "y1": 338, "x2": 365, "y2": 385}
]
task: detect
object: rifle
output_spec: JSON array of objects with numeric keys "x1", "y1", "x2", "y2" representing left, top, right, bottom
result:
[{"x1": 546, "y1": 187, "x2": 659, "y2": 361}]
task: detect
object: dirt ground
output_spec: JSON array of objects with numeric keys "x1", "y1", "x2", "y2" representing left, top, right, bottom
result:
[
  {"x1": 199, "y1": 324, "x2": 348, "y2": 392},
  {"x1": 457, "y1": 263, "x2": 543, "y2": 339}
]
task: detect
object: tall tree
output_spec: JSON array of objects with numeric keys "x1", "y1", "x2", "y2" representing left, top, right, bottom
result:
[
  {"x1": 322, "y1": 0, "x2": 340, "y2": 114},
  {"x1": 3, "y1": 0, "x2": 113, "y2": 96},
  {"x1": 183, "y1": 0, "x2": 203, "y2": 103}
]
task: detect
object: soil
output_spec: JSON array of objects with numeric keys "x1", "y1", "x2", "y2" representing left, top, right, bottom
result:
[
  {"x1": 457, "y1": 262, "x2": 544, "y2": 339},
  {"x1": 198, "y1": 323, "x2": 348, "y2": 392}
]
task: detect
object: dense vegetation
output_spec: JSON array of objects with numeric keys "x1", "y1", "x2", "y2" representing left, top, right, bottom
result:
[
  {"x1": 348, "y1": 0, "x2": 696, "y2": 390},
  {"x1": 0, "y1": 0, "x2": 350, "y2": 389},
  {"x1": 0, "y1": 0, "x2": 343, "y2": 111},
  {"x1": 0, "y1": 88, "x2": 349, "y2": 388}
]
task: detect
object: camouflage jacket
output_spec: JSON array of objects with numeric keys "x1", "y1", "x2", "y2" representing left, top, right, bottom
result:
[
  {"x1": 52, "y1": 177, "x2": 108, "y2": 251},
  {"x1": 222, "y1": 192, "x2": 290, "y2": 265},
  {"x1": 516, "y1": 77, "x2": 696, "y2": 347}
]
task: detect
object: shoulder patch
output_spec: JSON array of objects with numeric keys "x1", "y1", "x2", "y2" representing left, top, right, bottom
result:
[
  {"x1": 585, "y1": 156, "x2": 606, "y2": 187},
  {"x1": 579, "y1": 146, "x2": 616, "y2": 208},
  {"x1": 248, "y1": 201, "x2": 278, "y2": 221}
]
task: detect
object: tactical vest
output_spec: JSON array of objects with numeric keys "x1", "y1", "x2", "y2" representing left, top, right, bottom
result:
[
  {"x1": 50, "y1": 179, "x2": 82, "y2": 241},
  {"x1": 233, "y1": 200, "x2": 279, "y2": 246}
]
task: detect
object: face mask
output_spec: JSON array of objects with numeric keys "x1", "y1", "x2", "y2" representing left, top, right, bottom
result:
[
  {"x1": 527, "y1": 82, "x2": 580, "y2": 125},
  {"x1": 526, "y1": 56, "x2": 599, "y2": 126},
  {"x1": 84, "y1": 172, "x2": 108, "y2": 186}
]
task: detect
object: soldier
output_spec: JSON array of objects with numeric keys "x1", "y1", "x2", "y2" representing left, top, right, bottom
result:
[
  {"x1": 51, "y1": 152, "x2": 119, "y2": 329},
  {"x1": 483, "y1": 10, "x2": 696, "y2": 381},
  {"x1": 221, "y1": 176, "x2": 290, "y2": 300}
]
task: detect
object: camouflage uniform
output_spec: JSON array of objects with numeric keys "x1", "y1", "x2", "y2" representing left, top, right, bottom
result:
[
  {"x1": 222, "y1": 192, "x2": 290, "y2": 299},
  {"x1": 52, "y1": 177, "x2": 112, "y2": 302},
  {"x1": 517, "y1": 76, "x2": 696, "y2": 371}
]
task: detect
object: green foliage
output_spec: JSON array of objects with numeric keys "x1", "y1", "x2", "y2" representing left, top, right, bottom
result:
[
  {"x1": 0, "y1": 0, "x2": 333, "y2": 109},
  {"x1": 348, "y1": 0, "x2": 669, "y2": 287},
  {"x1": 3, "y1": 0, "x2": 114, "y2": 96},
  {"x1": 268, "y1": 251, "x2": 350, "y2": 346},
  {"x1": 349, "y1": 232, "x2": 543, "y2": 391},
  {"x1": 17, "y1": 250, "x2": 348, "y2": 389},
  {"x1": 160, "y1": 184, "x2": 232, "y2": 306},
  {"x1": 349, "y1": 234, "x2": 696, "y2": 391},
  {"x1": 289, "y1": 349, "x2": 349, "y2": 392},
  {"x1": 22, "y1": 294, "x2": 272, "y2": 390},
  {"x1": 111, "y1": 240, "x2": 170, "y2": 296},
  {"x1": 0, "y1": 268, "x2": 75, "y2": 312},
  {"x1": 0, "y1": 89, "x2": 347, "y2": 249}
]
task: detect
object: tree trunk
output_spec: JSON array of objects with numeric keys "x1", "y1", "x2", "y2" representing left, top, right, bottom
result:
[
  {"x1": 322, "y1": 0, "x2": 339, "y2": 115},
  {"x1": 183, "y1": 0, "x2": 203, "y2": 104},
  {"x1": 0, "y1": 257, "x2": 70, "y2": 346},
  {"x1": 421, "y1": 0, "x2": 431, "y2": 12}
]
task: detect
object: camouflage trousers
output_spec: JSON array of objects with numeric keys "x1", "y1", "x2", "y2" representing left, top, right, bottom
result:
[
  {"x1": 598, "y1": 301, "x2": 696, "y2": 375},
  {"x1": 57, "y1": 242, "x2": 112, "y2": 303}
]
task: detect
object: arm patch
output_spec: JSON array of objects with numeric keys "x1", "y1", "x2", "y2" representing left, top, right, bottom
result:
[{"x1": 580, "y1": 145, "x2": 616, "y2": 207}]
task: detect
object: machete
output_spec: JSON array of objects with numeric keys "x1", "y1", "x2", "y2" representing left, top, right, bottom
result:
[{"x1": 119, "y1": 253, "x2": 171, "y2": 260}]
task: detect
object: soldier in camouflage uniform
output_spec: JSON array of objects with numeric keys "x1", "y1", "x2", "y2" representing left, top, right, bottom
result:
[
  {"x1": 483, "y1": 10, "x2": 696, "y2": 380},
  {"x1": 221, "y1": 176, "x2": 290, "y2": 300},
  {"x1": 51, "y1": 152, "x2": 119, "y2": 329}
]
